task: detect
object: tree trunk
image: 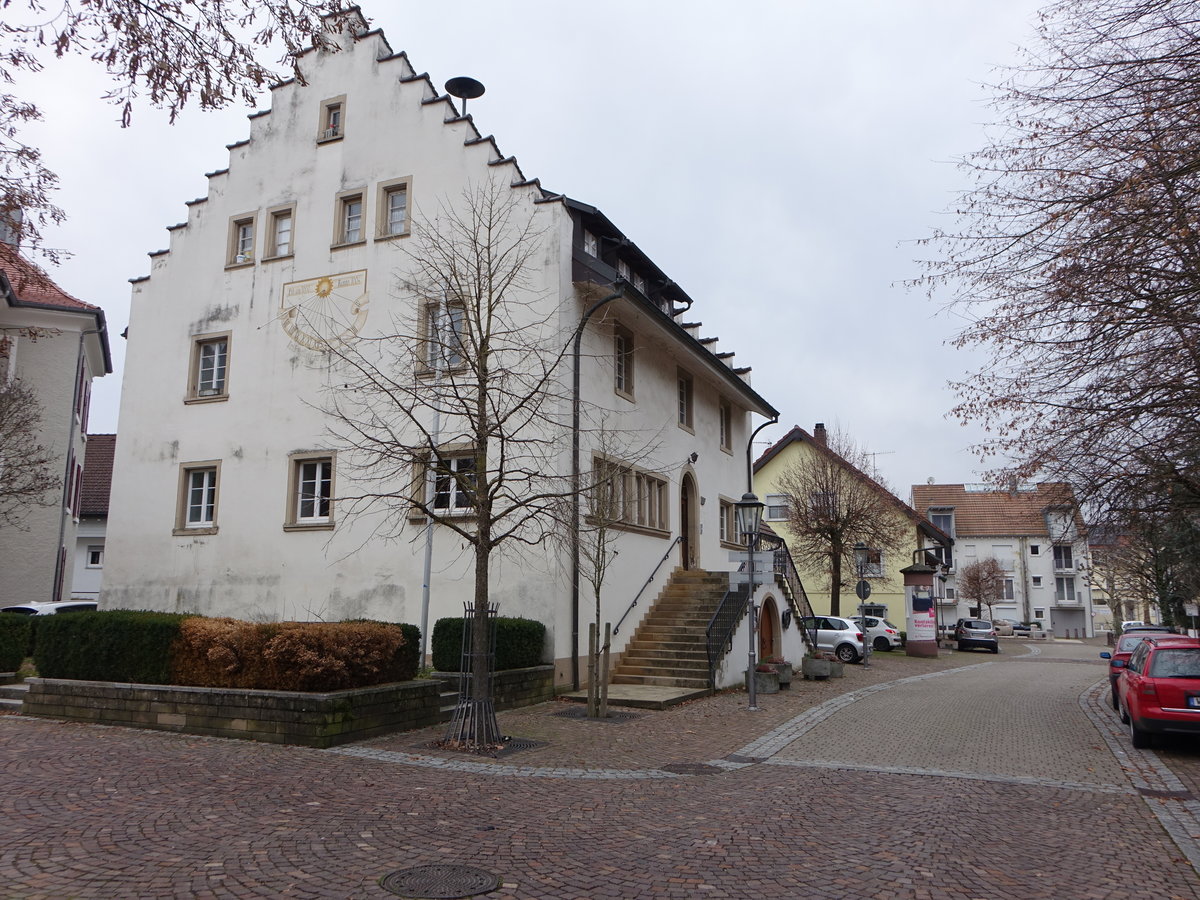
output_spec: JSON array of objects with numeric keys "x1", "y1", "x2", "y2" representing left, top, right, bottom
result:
[
  {"x1": 599, "y1": 622, "x2": 611, "y2": 719},
  {"x1": 586, "y1": 622, "x2": 598, "y2": 718},
  {"x1": 830, "y1": 552, "x2": 843, "y2": 617}
]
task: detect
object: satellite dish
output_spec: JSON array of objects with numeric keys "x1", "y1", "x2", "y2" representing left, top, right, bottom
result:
[{"x1": 445, "y1": 76, "x2": 485, "y2": 115}]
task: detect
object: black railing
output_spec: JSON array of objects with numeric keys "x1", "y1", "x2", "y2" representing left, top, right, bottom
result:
[
  {"x1": 705, "y1": 586, "x2": 749, "y2": 690},
  {"x1": 758, "y1": 534, "x2": 818, "y2": 653},
  {"x1": 613, "y1": 535, "x2": 683, "y2": 636}
]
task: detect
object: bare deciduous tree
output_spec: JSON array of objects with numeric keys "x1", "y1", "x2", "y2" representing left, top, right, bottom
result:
[
  {"x1": 0, "y1": 372, "x2": 58, "y2": 528},
  {"x1": 920, "y1": 0, "x2": 1200, "y2": 523},
  {"x1": 776, "y1": 430, "x2": 909, "y2": 617},
  {"x1": 1, "y1": 0, "x2": 346, "y2": 258},
  {"x1": 957, "y1": 558, "x2": 1006, "y2": 621},
  {"x1": 324, "y1": 180, "x2": 584, "y2": 750}
]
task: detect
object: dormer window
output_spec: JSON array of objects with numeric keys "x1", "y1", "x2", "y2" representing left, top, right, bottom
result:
[
  {"x1": 583, "y1": 230, "x2": 598, "y2": 257},
  {"x1": 617, "y1": 260, "x2": 630, "y2": 281}
]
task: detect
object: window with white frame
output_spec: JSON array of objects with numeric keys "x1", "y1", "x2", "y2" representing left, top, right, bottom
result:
[
  {"x1": 945, "y1": 587, "x2": 956, "y2": 600},
  {"x1": 719, "y1": 498, "x2": 737, "y2": 545},
  {"x1": 188, "y1": 334, "x2": 230, "y2": 401},
  {"x1": 764, "y1": 494, "x2": 788, "y2": 521},
  {"x1": 1034, "y1": 607, "x2": 1046, "y2": 618},
  {"x1": 376, "y1": 178, "x2": 411, "y2": 238},
  {"x1": 677, "y1": 369, "x2": 693, "y2": 430},
  {"x1": 318, "y1": 96, "x2": 345, "y2": 142},
  {"x1": 267, "y1": 206, "x2": 294, "y2": 258},
  {"x1": 1003, "y1": 578, "x2": 1015, "y2": 600},
  {"x1": 591, "y1": 457, "x2": 668, "y2": 532},
  {"x1": 228, "y1": 214, "x2": 255, "y2": 265},
  {"x1": 335, "y1": 191, "x2": 365, "y2": 245},
  {"x1": 1053, "y1": 544, "x2": 1074, "y2": 570},
  {"x1": 421, "y1": 300, "x2": 466, "y2": 372},
  {"x1": 613, "y1": 323, "x2": 634, "y2": 399},
  {"x1": 86, "y1": 545, "x2": 104, "y2": 568},
  {"x1": 860, "y1": 547, "x2": 884, "y2": 577},
  {"x1": 617, "y1": 260, "x2": 631, "y2": 281},
  {"x1": 1029, "y1": 544, "x2": 1040, "y2": 555},
  {"x1": 431, "y1": 455, "x2": 476, "y2": 513},
  {"x1": 1055, "y1": 576, "x2": 1076, "y2": 603},
  {"x1": 1032, "y1": 575, "x2": 1043, "y2": 588},
  {"x1": 176, "y1": 463, "x2": 220, "y2": 533},
  {"x1": 719, "y1": 397, "x2": 732, "y2": 453},
  {"x1": 930, "y1": 510, "x2": 954, "y2": 537},
  {"x1": 809, "y1": 491, "x2": 838, "y2": 519},
  {"x1": 582, "y1": 230, "x2": 598, "y2": 256},
  {"x1": 287, "y1": 454, "x2": 334, "y2": 527},
  {"x1": 632, "y1": 273, "x2": 645, "y2": 294}
]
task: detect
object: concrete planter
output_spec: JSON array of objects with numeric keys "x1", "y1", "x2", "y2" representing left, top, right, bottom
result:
[
  {"x1": 828, "y1": 660, "x2": 846, "y2": 678},
  {"x1": 802, "y1": 657, "x2": 831, "y2": 680},
  {"x1": 746, "y1": 669, "x2": 780, "y2": 694},
  {"x1": 770, "y1": 662, "x2": 794, "y2": 687}
]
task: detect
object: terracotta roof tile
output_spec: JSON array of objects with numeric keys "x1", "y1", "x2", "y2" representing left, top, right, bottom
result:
[
  {"x1": 0, "y1": 243, "x2": 98, "y2": 312},
  {"x1": 81, "y1": 434, "x2": 116, "y2": 517},
  {"x1": 910, "y1": 483, "x2": 1081, "y2": 538}
]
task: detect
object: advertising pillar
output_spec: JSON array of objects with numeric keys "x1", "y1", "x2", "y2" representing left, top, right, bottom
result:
[{"x1": 901, "y1": 562, "x2": 938, "y2": 658}]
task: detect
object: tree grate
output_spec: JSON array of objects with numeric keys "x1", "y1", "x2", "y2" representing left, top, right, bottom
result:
[
  {"x1": 379, "y1": 864, "x2": 499, "y2": 898},
  {"x1": 414, "y1": 737, "x2": 547, "y2": 758},
  {"x1": 659, "y1": 762, "x2": 725, "y2": 776},
  {"x1": 551, "y1": 707, "x2": 641, "y2": 722}
]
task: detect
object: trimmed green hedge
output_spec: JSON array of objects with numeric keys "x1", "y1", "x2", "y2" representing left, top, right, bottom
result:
[
  {"x1": 0, "y1": 614, "x2": 33, "y2": 671},
  {"x1": 35, "y1": 610, "x2": 190, "y2": 684},
  {"x1": 431, "y1": 615, "x2": 546, "y2": 672}
]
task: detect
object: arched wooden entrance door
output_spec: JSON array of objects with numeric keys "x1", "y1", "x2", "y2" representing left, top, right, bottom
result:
[
  {"x1": 759, "y1": 596, "x2": 779, "y2": 659},
  {"x1": 680, "y1": 473, "x2": 698, "y2": 569}
]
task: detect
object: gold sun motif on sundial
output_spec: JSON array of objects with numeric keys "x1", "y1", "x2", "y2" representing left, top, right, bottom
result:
[{"x1": 280, "y1": 270, "x2": 368, "y2": 350}]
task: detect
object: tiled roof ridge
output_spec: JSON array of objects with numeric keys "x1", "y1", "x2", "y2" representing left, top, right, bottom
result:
[{"x1": 0, "y1": 243, "x2": 99, "y2": 312}]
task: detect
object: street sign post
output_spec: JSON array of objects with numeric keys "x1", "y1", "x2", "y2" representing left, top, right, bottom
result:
[{"x1": 855, "y1": 580, "x2": 872, "y2": 601}]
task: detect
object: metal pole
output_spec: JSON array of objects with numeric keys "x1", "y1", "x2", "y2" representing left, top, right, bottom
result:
[
  {"x1": 419, "y1": 299, "x2": 446, "y2": 667},
  {"x1": 747, "y1": 533, "x2": 759, "y2": 711}
]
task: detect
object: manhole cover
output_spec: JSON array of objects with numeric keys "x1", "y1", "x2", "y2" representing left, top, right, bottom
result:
[
  {"x1": 659, "y1": 762, "x2": 724, "y2": 776},
  {"x1": 380, "y1": 864, "x2": 499, "y2": 898},
  {"x1": 551, "y1": 708, "x2": 641, "y2": 722}
]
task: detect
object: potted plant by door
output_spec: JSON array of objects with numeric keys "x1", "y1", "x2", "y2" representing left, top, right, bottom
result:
[
  {"x1": 747, "y1": 663, "x2": 781, "y2": 694},
  {"x1": 763, "y1": 656, "x2": 793, "y2": 687},
  {"x1": 801, "y1": 654, "x2": 832, "y2": 680}
]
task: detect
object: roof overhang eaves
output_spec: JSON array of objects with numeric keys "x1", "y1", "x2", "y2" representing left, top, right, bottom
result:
[{"x1": 1, "y1": 270, "x2": 113, "y2": 374}]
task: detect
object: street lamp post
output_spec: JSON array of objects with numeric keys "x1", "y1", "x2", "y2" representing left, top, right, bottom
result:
[{"x1": 736, "y1": 491, "x2": 765, "y2": 711}]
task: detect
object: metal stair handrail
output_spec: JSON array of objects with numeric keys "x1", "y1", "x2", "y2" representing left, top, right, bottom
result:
[
  {"x1": 705, "y1": 586, "x2": 748, "y2": 690},
  {"x1": 756, "y1": 533, "x2": 818, "y2": 653},
  {"x1": 613, "y1": 535, "x2": 683, "y2": 636}
]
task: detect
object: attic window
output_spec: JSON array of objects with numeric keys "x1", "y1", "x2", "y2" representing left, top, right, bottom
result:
[
  {"x1": 583, "y1": 230, "x2": 598, "y2": 257},
  {"x1": 318, "y1": 96, "x2": 346, "y2": 142}
]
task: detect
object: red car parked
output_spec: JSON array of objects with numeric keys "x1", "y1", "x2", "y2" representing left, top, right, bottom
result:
[
  {"x1": 1115, "y1": 635, "x2": 1200, "y2": 749},
  {"x1": 1100, "y1": 629, "x2": 1182, "y2": 709}
]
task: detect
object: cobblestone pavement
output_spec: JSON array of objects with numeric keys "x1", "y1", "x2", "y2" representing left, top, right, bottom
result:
[{"x1": 3, "y1": 639, "x2": 1200, "y2": 899}]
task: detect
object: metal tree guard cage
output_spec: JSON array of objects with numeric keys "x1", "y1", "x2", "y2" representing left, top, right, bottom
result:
[{"x1": 441, "y1": 602, "x2": 503, "y2": 748}]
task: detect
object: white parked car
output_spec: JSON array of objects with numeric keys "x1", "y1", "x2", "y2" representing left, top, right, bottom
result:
[
  {"x1": 798, "y1": 616, "x2": 865, "y2": 663},
  {"x1": 1, "y1": 601, "x2": 98, "y2": 616},
  {"x1": 850, "y1": 615, "x2": 903, "y2": 651}
]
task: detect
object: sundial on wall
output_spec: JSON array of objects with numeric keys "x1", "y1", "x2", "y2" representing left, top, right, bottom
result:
[{"x1": 280, "y1": 270, "x2": 369, "y2": 350}]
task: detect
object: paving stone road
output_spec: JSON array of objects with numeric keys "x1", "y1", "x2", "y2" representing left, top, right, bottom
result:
[{"x1": 2, "y1": 639, "x2": 1200, "y2": 899}]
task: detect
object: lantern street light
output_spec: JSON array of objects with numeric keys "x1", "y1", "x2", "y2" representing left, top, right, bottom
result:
[{"x1": 736, "y1": 491, "x2": 765, "y2": 711}]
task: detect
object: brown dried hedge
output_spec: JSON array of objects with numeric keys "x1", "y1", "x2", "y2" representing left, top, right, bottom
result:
[{"x1": 171, "y1": 619, "x2": 412, "y2": 692}]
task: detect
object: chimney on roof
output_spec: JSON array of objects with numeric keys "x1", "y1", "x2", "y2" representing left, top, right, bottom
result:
[
  {"x1": 813, "y1": 423, "x2": 827, "y2": 446},
  {"x1": 0, "y1": 209, "x2": 22, "y2": 247}
]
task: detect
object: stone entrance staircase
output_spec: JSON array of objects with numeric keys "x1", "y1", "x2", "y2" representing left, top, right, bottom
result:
[{"x1": 609, "y1": 568, "x2": 733, "y2": 693}]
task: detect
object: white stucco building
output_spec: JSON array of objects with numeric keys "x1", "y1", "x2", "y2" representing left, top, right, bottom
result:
[
  {"x1": 1, "y1": 244, "x2": 112, "y2": 606},
  {"x1": 911, "y1": 482, "x2": 1095, "y2": 638},
  {"x1": 103, "y1": 12, "x2": 786, "y2": 687}
]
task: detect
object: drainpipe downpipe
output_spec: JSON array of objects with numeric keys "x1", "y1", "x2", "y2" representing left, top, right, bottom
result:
[
  {"x1": 53, "y1": 326, "x2": 104, "y2": 602},
  {"x1": 571, "y1": 288, "x2": 623, "y2": 691}
]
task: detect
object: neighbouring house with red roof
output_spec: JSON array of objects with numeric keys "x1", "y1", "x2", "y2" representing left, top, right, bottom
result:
[
  {"x1": 72, "y1": 433, "x2": 116, "y2": 600},
  {"x1": 910, "y1": 482, "x2": 1095, "y2": 637},
  {"x1": 0, "y1": 242, "x2": 112, "y2": 605}
]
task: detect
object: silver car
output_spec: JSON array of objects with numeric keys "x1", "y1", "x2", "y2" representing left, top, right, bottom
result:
[
  {"x1": 799, "y1": 616, "x2": 865, "y2": 663},
  {"x1": 851, "y1": 615, "x2": 903, "y2": 651}
]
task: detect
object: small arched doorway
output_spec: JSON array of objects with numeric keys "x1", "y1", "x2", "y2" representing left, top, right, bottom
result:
[
  {"x1": 759, "y1": 595, "x2": 779, "y2": 659},
  {"x1": 680, "y1": 473, "x2": 698, "y2": 569}
]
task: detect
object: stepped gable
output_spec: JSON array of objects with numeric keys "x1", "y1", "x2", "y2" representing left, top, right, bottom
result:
[{"x1": 135, "y1": 8, "x2": 562, "y2": 277}]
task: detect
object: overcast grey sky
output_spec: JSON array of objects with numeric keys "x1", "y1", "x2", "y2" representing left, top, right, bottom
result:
[{"x1": 19, "y1": 1, "x2": 1045, "y2": 500}]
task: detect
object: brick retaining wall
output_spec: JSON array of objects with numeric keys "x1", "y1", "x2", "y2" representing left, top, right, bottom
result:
[
  {"x1": 22, "y1": 677, "x2": 441, "y2": 748},
  {"x1": 430, "y1": 665, "x2": 555, "y2": 710}
]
